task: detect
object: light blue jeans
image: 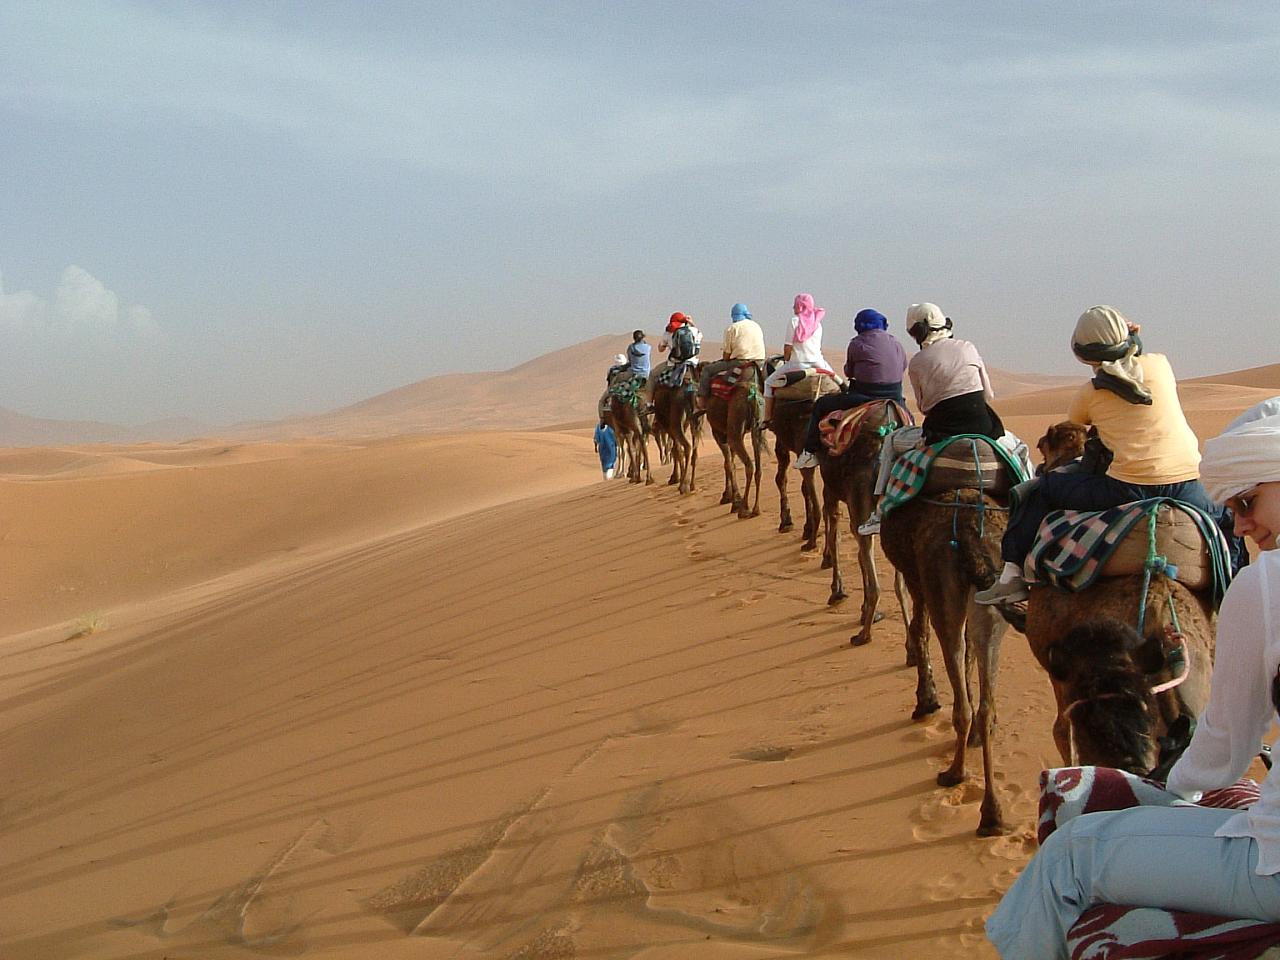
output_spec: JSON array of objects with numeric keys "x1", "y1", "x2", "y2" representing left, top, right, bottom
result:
[{"x1": 986, "y1": 805, "x2": 1280, "y2": 960}]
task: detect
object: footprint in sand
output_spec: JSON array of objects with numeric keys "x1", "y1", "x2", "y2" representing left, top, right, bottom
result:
[
  {"x1": 732, "y1": 745, "x2": 793, "y2": 763},
  {"x1": 116, "y1": 816, "x2": 360, "y2": 950},
  {"x1": 708, "y1": 587, "x2": 732, "y2": 599},
  {"x1": 735, "y1": 592, "x2": 766, "y2": 608},
  {"x1": 909, "y1": 781, "x2": 985, "y2": 841},
  {"x1": 985, "y1": 831, "x2": 1039, "y2": 862}
]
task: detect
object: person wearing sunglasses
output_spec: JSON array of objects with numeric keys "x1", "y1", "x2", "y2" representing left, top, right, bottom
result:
[
  {"x1": 986, "y1": 397, "x2": 1280, "y2": 959},
  {"x1": 978, "y1": 305, "x2": 1229, "y2": 604}
]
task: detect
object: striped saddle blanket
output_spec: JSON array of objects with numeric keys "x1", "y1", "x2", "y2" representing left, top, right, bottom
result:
[
  {"x1": 710, "y1": 361, "x2": 758, "y2": 400},
  {"x1": 1038, "y1": 766, "x2": 1278, "y2": 960},
  {"x1": 817, "y1": 399, "x2": 914, "y2": 458},
  {"x1": 881, "y1": 434, "x2": 1029, "y2": 515},
  {"x1": 1027, "y1": 498, "x2": 1231, "y2": 606}
]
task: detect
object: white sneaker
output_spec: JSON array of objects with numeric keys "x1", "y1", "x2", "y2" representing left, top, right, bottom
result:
[
  {"x1": 975, "y1": 578, "x2": 1030, "y2": 605},
  {"x1": 604, "y1": 468, "x2": 615, "y2": 480},
  {"x1": 856, "y1": 512, "x2": 881, "y2": 536},
  {"x1": 793, "y1": 451, "x2": 819, "y2": 470}
]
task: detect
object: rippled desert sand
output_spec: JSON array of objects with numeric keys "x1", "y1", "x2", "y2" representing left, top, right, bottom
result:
[{"x1": 1, "y1": 366, "x2": 1276, "y2": 958}]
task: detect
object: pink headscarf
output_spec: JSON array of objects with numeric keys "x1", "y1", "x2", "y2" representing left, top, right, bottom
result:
[{"x1": 793, "y1": 293, "x2": 825, "y2": 343}]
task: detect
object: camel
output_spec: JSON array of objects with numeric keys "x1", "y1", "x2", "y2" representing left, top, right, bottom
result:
[
  {"x1": 1043, "y1": 615, "x2": 1198, "y2": 774},
  {"x1": 651, "y1": 378, "x2": 701, "y2": 495},
  {"x1": 818, "y1": 400, "x2": 911, "y2": 650},
  {"x1": 881, "y1": 480, "x2": 1013, "y2": 837},
  {"x1": 704, "y1": 363, "x2": 765, "y2": 519},
  {"x1": 1025, "y1": 569, "x2": 1214, "y2": 769},
  {"x1": 769, "y1": 397, "x2": 822, "y2": 551},
  {"x1": 1014, "y1": 419, "x2": 1215, "y2": 766},
  {"x1": 1036, "y1": 420, "x2": 1088, "y2": 474},
  {"x1": 608, "y1": 393, "x2": 653, "y2": 485}
]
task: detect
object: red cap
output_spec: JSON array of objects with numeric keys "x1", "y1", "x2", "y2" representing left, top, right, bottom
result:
[{"x1": 667, "y1": 312, "x2": 689, "y2": 332}]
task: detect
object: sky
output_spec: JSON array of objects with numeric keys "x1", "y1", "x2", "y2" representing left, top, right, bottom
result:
[{"x1": 2, "y1": 1, "x2": 1278, "y2": 425}]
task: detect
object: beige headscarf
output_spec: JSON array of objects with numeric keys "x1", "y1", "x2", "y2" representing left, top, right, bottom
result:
[
  {"x1": 1071, "y1": 305, "x2": 1150, "y2": 404},
  {"x1": 1199, "y1": 399, "x2": 1280, "y2": 503},
  {"x1": 906, "y1": 302, "x2": 951, "y2": 347}
]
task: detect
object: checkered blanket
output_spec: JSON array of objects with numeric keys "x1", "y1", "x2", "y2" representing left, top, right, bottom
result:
[
  {"x1": 1035, "y1": 766, "x2": 1278, "y2": 960},
  {"x1": 608, "y1": 377, "x2": 642, "y2": 407},
  {"x1": 1026, "y1": 498, "x2": 1232, "y2": 608},
  {"x1": 880, "y1": 434, "x2": 1029, "y2": 515},
  {"x1": 657, "y1": 360, "x2": 695, "y2": 389}
]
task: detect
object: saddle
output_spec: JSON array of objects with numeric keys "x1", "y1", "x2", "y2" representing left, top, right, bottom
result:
[
  {"x1": 881, "y1": 434, "x2": 1029, "y2": 515},
  {"x1": 709, "y1": 361, "x2": 760, "y2": 400},
  {"x1": 1027, "y1": 498, "x2": 1232, "y2": 602},
  {"x1": 819, "y1": 399, "x2": 913, "y2": 457},
  {"x1": 608, "y1": 376, "x2": 642, "y2": 407},
  {"x1": 771, "y1": 369, "x2": 840, "y2": 402},
  {"x1": 656, "y1": 359, "x2": 697, "y2": 389},
  {"x1": 1040, "y1": 767, "x2": 1279, "y2": 960}
]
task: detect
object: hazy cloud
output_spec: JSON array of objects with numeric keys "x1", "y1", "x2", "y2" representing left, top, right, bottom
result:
[{"x1": 1, "y1": 266, "x2": 160, "y2": 351}]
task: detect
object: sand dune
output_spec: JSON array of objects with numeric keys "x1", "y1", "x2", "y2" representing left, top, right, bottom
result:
[{"x1": 0, "y1": 366, "x2": 1275, "y2": 959}]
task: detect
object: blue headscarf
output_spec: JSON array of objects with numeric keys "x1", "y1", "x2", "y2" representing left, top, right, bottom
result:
[
  {"x1": 730, "y1": 302, "x2": 751, "y2": 322},
  {"x1": 853, "y1": 308, "x2": 888, "y2": 333}
]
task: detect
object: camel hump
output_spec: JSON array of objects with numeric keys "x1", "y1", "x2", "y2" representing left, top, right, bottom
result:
[
  {"x1": 771, "y1": 370, "x2": 841, "y2": 402},
  {"x1": 1030, "y1": 499, "x2": 1230, "y2": 597},
  {"x1": 920, "y1": 436, "x2": 1015, "y2": 497}
]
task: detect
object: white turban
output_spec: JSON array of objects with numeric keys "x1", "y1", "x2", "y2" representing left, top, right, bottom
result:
[
  {"x1": 613, "y1": 353, "x2": 627, "y2": 365},
  {"x1": 907, "y1": 302, "x2": 951, "y2": 346},
  {"x1": 1199, "y1": 399, "x2": 1280, "y2": 503},
  {"x1": 1071, "y1": 305, "x2": 1150, "y2": 403}
]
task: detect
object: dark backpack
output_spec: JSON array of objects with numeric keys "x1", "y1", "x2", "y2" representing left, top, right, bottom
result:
[{"x1": 671, "y1": 326, "x2": 697, "y2": 363}]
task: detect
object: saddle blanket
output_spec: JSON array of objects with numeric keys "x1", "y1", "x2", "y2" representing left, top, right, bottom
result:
[
  {"x1": 881, "y1": 434, "x2": 1029, "y2": 515},
  {"x1": 1036, "y1": 766, "x2": 1277, "y2": 960},
  {"x1": 710, "y1": 362, "x2": 757, "y2": 400},
  {"x1": 656, "y1": 360, "x2": 695, "y2": 389},
  {"x1": 1026, "y1": 498, "x2": 1232, "y2": 607},
  {"x1": 772, "y1": 369, "x2": 840, "y2": 402},
  {"x1": 608, "y1": 377, "x2": 642, "y2": 406},
  {"x1": 818, "y1": 399, "x2": 914, "y2": 458}
]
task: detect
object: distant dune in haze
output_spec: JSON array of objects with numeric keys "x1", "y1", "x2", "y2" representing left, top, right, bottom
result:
[{"x1": 5, "y1": 341, "x2": 1277, "y2": 447}]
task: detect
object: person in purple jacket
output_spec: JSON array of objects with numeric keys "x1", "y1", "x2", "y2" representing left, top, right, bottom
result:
[{"x1": 792, "y1": 308, "x2": 909, "y2": 470}]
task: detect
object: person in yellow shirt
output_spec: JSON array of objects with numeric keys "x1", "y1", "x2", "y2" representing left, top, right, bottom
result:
[{"x1": 977, "y1": 305, "x2": 1226, "y2": 604}]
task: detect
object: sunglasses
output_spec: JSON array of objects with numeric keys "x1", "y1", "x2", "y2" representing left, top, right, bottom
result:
[{"x1": 1227, "y1": 486, "x2": 1261, "y2": 518}]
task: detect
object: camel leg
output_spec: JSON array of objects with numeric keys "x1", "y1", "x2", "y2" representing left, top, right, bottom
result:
[
  {"x1": 687, "y1": 420, "x2": 699, "y2": 492},
  {"x1": 929, "y1": 581, "x2": 972, "y2": 788},
  {"x1": 640, "y1": 431, "x2": 654, "y2": 485},
  {"x1": 852, "y1": 530, "x2": 881, "y2": 646},
  {"x1": 894, "y1": 571, "x2": 915, "y2": 666},
  {"x1": 850, "y1": 472, "x2": 881, "y2": 646},
  {"x1": 775, "y1": 440, "x2": 794, "y2": 533},
  {"x1": 749, "y1": 425, "x2": 763, "y2": 518},
  {"x1": 905, "y1": 577, "x2": 939, "y2": 718},
  {"x1": 716, "y1": 436, "x2": 738, "y2": 508},
  {"x1": 969, "y1": 598, "x2": 1009, "y2": 836},
  {"x1": 800, "y1": 466, "x2": 820, "y2": 552},
  {"x1": 729, "y1": 429, "x2": 752, "y2": 518},
  {"x1": 823, "y1": 481, "x2": 845, "y2": 605}
]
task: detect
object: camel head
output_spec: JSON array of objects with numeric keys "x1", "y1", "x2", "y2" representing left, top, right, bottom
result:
[
  {"x1": 1036, "y1": 421, "x2": 1088, "y2": 476},
  {"x1": 1047, "y1": 617, "x2": 1177, "y2": 774}
]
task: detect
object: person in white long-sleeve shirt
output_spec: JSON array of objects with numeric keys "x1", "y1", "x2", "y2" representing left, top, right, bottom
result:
[
  {"x1": 988, "y1": 396, "x2": 1280, "y2": 957},
  {"x1": 986, "y1": 397, "x2": 1280, "y2": 960}
]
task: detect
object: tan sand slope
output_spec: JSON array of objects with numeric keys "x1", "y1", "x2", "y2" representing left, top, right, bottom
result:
[
  {"x1": 0, "y1": 368, "x2": 1273, "y2": 959},
  {"x1": 0, "y1": 433, "x2": 597, "y2": 638}
]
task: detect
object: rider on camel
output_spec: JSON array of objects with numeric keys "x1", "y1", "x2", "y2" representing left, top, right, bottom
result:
[
  {"x1": 695, "y1": 302, "x2": 766, "y2": 413},
  {"x1": 792, "y1": 308, "x2": 908, "y2": 470},
  {"x1": 762, "y1": 293, "x2": 833, "y2": 428},
  {"x1": 857, "y1": 303, "x2": 1006, "y2": 536}
]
